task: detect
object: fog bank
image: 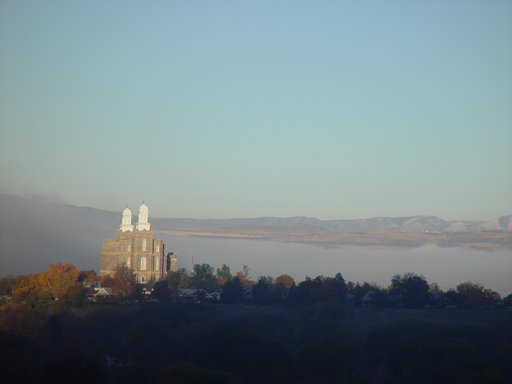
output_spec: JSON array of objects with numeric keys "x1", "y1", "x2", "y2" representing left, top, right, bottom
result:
[
  {"x1": 165, "y1": 236, "x2": 512, "y2": 296},
  {"x1": 1, "y1": 193, "x2": 510, "y2": 295}
]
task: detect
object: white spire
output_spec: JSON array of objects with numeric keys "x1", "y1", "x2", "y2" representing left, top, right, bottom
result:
[
  {"x1": 120, "y1": 206, "x2": 134, "y2": 232},
  {"x1": 136, "y1": 202, "x2": 151, "y2": 231}
]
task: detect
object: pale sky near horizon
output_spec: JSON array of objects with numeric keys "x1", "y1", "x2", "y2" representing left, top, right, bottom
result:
[{"x1": 1, "y1": 1, "x2": 511, "y2": 221}]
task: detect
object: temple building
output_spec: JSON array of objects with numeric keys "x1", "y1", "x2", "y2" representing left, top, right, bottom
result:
[{"x1": 100, "y1": 203, "x2": 177, "y2": 283}]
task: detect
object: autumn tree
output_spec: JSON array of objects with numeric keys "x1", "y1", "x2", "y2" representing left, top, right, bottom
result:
[
  {"x1": 11, "y1": 274, "x2": 48, "y2": 303},
  {"x1": 41, "y1": 263, "x2": 80, "y2": 299},
  {"x1": 456, "y1": 282, "x2": 501, "y2": 307},
  {"x1": 11, "y1": 264, "x2": 81, "y2": 305},
  {"x1": 100, "y1": 274, "x2": 115, "y2": 289},
  {"x1": 234, "y1": 265, "x2": 253, "y2": 285},
  {"x1": 276, "y1": 274, "x2": 295, "y2": 289},
  {"x1": 78, "y1": 269, "x2": 97, "y2": 283},
  {"x1": 0, "y1": 301, "x2": 47, "y2": 339},
  {"x1": 111, "y1": 264, "x2": 137, "y2": 297}
]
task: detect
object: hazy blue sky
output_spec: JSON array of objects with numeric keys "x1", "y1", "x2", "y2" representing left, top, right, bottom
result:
[{"x1": 1, "y1": 1, "x2": 511, "y2": 220}]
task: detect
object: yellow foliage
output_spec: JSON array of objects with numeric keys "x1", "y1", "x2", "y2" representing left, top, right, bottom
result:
[
  {"x1": 44, "y1": 263, "x2": 79, "y2": 298},
  {"x1": 11, "y1": 263, "x2": 80, "y2": 302}
]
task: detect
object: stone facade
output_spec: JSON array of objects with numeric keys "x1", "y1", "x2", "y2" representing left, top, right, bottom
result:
[{"x1": 100, "y1": 204, "x2": 177, "y2": 283}]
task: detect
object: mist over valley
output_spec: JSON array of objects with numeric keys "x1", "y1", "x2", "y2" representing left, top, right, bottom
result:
[{"x1": 1, "y1": 194, "x2": 510, "y2": 295}]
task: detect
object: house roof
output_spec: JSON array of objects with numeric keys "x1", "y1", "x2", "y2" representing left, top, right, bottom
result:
[
  {"x1": 174, "y1": 289, "x2": 213, "y2": 299},
  {"x1": 361, "y1": 291, "x2": 376, "y2": 301},
  {"x1": 427, "y1": 293, "x2": 444, "y2": 301},
  {"x1": 82, "y1": 281, "x2": 101, "y2": 289},
  {"x1": 137, "y1": 284, "x2": 155, "y2": 290},
  {"x1": 94, "y1": 287, "x2": 113, "y2": 296},
  {"x1": 176, "y1": 289, "x2": 198, "y2": 296}
]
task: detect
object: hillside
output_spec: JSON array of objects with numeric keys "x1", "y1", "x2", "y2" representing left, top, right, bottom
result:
[
  {"x1": 153, "y1": 214, "x2": 512, "y2": 233},
  {"x1": 2, "y1": 194, "x2": 510, "y2": 233}
]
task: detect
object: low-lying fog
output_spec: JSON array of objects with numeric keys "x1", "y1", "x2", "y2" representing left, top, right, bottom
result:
[
  {"x1": 1, "y1": 221, "x2": 510, "y2": 295},
  {"x1": 163, "y1": 236, "x2": 512, "y2": 296}
]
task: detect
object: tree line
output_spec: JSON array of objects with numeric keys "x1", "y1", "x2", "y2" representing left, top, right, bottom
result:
[
  {"x1": 0, "y1": 262, "x2": 506, "y2": 310},
  {"x1": 0, "y1": 263, "x2": 511, "y2": 384}
]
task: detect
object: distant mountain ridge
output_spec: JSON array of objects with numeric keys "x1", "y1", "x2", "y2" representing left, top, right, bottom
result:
[
  {"x1": 153, "y1": 214, "x2": 512, "y2": 233},
  {"x1": 1, "y1": 194, "x2": 511, "y2": 233}
]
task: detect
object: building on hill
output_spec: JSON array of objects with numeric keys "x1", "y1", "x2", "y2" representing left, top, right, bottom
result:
[{"x1": 100, "y1": 203, "x2": 177, "y2": 283}]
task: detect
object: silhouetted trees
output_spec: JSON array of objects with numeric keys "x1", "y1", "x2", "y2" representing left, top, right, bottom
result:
[
  {"x1": 1, "y1": 272, "x2": 511, "y2": 384},
  {"x1": 252, "y1": 276, "x2": 282, "y2": 306},
  {"x1": 287, "y1": 273, "x2": 346, "y2": 306},
  {"x1": 221, "y1": 277, "x2": 242, "y2": 304},
  {"x1": 456, "y1": 281, "x2": 502, "y2": 307},
  {"x1": 152, "y1": 280, "x2": 170, "y2": 301},
  {"x1": 347, "y1": 281, "x2": 383, "y2": 306},
  {"x1": 390, "y1": 272, "x2": 429, "y2": 307},
  {"x1": 1, "y1": 261, "x2": 511, "y2": 383}
]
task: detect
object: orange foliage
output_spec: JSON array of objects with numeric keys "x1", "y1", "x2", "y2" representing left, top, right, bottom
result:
[
  {"x1": 11, "y1": 263, "x2": 80, "y2": 302},
  {"x1": 43, "y1": 263, "x2": 80, "y2": 298},
  {"x1": 78, "y1": 269, "x2": 97, "y2": 283},
  {"x1": 234, "y1": 272, "x2": 252, "y2": 286},
  {"x1": 276, "y1": 274, "x2": 296, "y2": 288}
]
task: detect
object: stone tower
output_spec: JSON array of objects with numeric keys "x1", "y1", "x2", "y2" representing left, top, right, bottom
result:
[{"x1": 100, "y1": 203, "x2": 178, "y2": 283}]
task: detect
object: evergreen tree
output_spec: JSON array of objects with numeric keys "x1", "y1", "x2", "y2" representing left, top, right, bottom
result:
[{"x1": 221, "y1": 277, "x2": 242, "y2": 304}]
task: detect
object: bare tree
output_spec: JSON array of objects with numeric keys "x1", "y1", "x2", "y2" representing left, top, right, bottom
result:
[{"x1": 112, "y1": 264, "x2": 137, "y2": 297}]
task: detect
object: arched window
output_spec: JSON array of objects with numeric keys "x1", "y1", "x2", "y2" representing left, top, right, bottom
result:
[
  {"x1": 126, "y1": 257, "x2": 130, "y2": 268},
  {"x1": 141, "y1": 276, "x2": 146, "y2": 283},
  {"x1": 155, "y1": 245, "x2": 160, "y2": 253},
  {"x1": 155, "y1": 257, "x2": 159, "y2": 271},
  {"x1": 141, "y1": 257, "x2": 147, "y2": 270},
  {"x1": 127, "y1": 244, "x2": 131, "y2": 252},
  {"x1": 142, "y1": 239, "x2": 146, "y2": 251}
]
